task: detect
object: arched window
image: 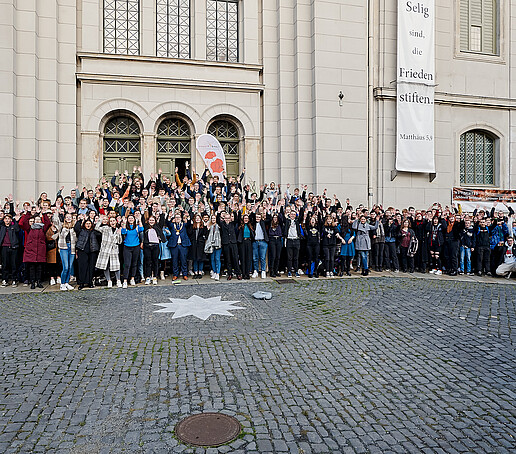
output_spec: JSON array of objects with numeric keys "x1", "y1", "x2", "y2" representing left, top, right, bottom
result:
[
  {"x1": 157, "y1": 118, "x2": 191, "y2": 178},
  {"x1": 460, "y1": 130, "x2": 495, "y2": 185},
  {"x1": 103, "y1": 116, "x2": 141, "y2": 176},
  {"x1": 104, "y1": 0, "x2": 140, "y2": 55},
  {"x1": 156, "y1": 0, "x2": 190, "y2": 58},
  {"x1": 208, "y1": 119, "x2": 240, "y2": 176}
]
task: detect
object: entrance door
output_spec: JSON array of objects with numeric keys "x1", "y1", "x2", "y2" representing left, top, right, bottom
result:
[
  {"x1": 156, "y1": 118, "x2": 191, "y2": 181},
  {"x1": 103, "y1": 116, "x2": 141, "y2": 177}
]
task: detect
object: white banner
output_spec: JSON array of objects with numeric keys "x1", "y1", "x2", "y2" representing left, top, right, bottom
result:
[
  {"x1": 196, "y1": 134, "x2": 227, "y2": 180},
  {"x1": 396, "y1": 0, "x2": 435, "y2": 173}
]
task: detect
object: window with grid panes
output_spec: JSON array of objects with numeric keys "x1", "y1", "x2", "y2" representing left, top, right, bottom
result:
[
  {"x1": 104, "y1": 117, "x2": 141, "y2": 154},
  {"x1": 460, "y1": 0, "x2": 498, "y2": 55},
  {"x1": 206, "y1": 0, "x2": 238, "y2": 62},
  {"x1": 157, "y1": 118, "x2": 190, "y2": 154},
  {"x1": 460, "y1": 131, "x2": 495, "y2": 185},
  {"x1": 207, "y1": 120, "x2": 239, "y2": 156},
  {"x1": 104, "y1": 0, "x2": 140, "y2": 55},
  {"x1": 156, "y1": 0, "x2": 190, "y2": 58}
]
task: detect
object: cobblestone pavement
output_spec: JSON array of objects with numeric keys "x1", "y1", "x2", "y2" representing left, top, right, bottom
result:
[{"x1": 0, "y1": 277, "x2": 515, "y2": 453}]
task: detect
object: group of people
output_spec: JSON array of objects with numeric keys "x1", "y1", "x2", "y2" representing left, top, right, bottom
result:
[{"x1": 1, "y1": 165, "x2": 515, "y2": 291}]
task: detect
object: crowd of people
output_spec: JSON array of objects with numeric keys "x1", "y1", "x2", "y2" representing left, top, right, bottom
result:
[{"x1": 1, "y1": 164, "x2": 516, "y2": 291}]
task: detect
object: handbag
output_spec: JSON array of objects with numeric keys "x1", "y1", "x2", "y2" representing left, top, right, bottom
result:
[{"x1": 204, "y1": 242, "x2": 214, "y2": 254}]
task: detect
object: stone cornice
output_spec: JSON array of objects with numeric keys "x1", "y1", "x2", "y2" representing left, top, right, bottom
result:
[{"x1": 374, "y1": 87, "x2": 516, "y2": 110}]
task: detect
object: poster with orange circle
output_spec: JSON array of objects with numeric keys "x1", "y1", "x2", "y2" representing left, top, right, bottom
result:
[{"x1": 196, "y1": 134, "x2": 227, "y2": 180}]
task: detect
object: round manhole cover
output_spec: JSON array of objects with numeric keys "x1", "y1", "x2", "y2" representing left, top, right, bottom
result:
[{"x1": 175, "y1": 412, "x2": 241, "y2": 447}]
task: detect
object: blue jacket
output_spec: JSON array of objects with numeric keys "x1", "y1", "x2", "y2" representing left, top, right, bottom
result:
[
  {"x1": 489, "y1": 223, "x2": 508, "y2": 249},
  {"x1": 166, "y1": 221, "x2": 192, "y2": 248}
]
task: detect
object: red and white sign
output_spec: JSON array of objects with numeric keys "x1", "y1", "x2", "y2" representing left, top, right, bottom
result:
[{"x1": 196, "y1": 134, "x2": 227, "y2": 179}]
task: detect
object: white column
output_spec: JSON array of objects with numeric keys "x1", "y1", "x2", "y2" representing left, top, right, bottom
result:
[
  {"x1": 193, "y1": 0, "x2": 207, "y2": 60},
  {"x1": 242, "y1": 0, "x2": 259, "y2": 64},
  {"x1": 57, "y1": 0, "x2": 78, "y2": 189},
  {"x1": 142, "y1": 133, "x2": 157, "y2": 178},
  {"x1": 244, "y1": 137, "x2": 261, "y2": 187},
  {"x1": 81, "y1": 0, "x2": 100, "y2": 53},
  {"x1": 37, "y1": 0, "x2": 59, "y2": 195},
  {"x1": 81, "y1": 132, "x2": 102, "y2": 188},
  {"x1": 0, "y1": 0, "x2": 15, "y2": 197},
  {"x1": 14, "y1": 0, "x2": 38, "y2": 200},
  {"x1": 142, "y1": 0, "x2": 155, "y2": 56}
]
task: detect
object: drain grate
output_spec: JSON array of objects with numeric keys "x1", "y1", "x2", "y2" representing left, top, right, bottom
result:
[
  {"x1": 175, "y1": 412, "x2": 241, "y2": 447},
  {"x1": 275, "y1": 279, "x2": 296, "y2": 284}
]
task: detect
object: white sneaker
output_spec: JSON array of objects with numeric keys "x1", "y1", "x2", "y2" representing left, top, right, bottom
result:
[
  {"x1": 50, "y1": 278, "x2": 56, "y2": 286},
  {"x1": 70, "y1": 276, "x2": 76, "y2": 282},
  {"x1": 130, "y1": 278, "x2": 135, "y2": 286},
  {"x1": 116, "y1": 280, "x2": 122, "y2": 288},
  {"x1": 210, "y1": 270, "x2": 214, "y2": 277},
  {"x1": 298, "y1": 269, "x2": 304, "y2": 275},
  {"x1": 122, "y1": 281, "x2": 128, "y2": 289},
  {"x1": 252, "y1": 271, "x2": 258, "y2": 278},
  {"x1": 153, "y1": 277, "x2": 158, "y2": 285},
  {"x1": 56, "y1": 277, "x2": 61, "y2": 284},
  {"x1": 326, "y1": 272, "x2": 330, "y2": 278},
  {"x1": 261, "y1": 271, "x2": 266, "y2": 279},
  {"x1": 11, "y1": 281, "x2": 17, "y2": 288},
  {"x1": 60, "y1": 284, "x2": 68, "y2": 291},
  {"x1": 189, "y1": 270, "x2": 194, "y2": 276},
  {"x1": 330, "y1": 272, "x2": 334, "y2": 277},
  {"x1": 429, "y1": 269, "x2": 435, "y2": 274},
  {"x1": 107, "y1": 280, "x2": 113, "y2": 288},
  {"x1": 210, "y1": 273, "x2": 215, "y2": 279},
  {"x1": 160, "y1": 271, "x2": 165, "y2": 280},
  {"x1": 215, "y1": 273, "x2": 220, "y2": 281},
  {"x1": 1, "y1": 280, "x2": 7, "y2": 287},
  {"x1": 435, "y1": 270, "x2": 442, "y2": 275},
  {"x1": 65, "y1": 283, "x2": 74, "y2": 290},
  {"x1": 145, "y1": 278, "x2": 151, "y2": 285}
]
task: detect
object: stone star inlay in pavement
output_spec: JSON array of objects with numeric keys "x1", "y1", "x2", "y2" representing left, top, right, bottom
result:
[{"x1": 153, "y1": 295, "x2": 245, "y2": 320}]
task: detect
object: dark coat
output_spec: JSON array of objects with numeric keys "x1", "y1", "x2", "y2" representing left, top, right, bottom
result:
[
  {"x1": 251, "y1": 219, "x2": 269, "y2": 242},
  {"x1": 283, "y1": 218, "x2": 303, "y2": 240},
  {"x1": 19, "y1": 213, "x2": 51, "y2": 263},
  {"x1": 190, "y1": 225, "x2": 208, "y2": 261},
  {"x1": 0, "y1": 221, "x2": 20, "y2": 248},
  {"x1": 413, "y1": 220, "x2": 428, "y2": 263},
  {"x1": 218, "y1": 220, "x2": 238, "y2": 245},
  {"x1": 427, "y1": 222, "x2": 444, "y2": 248},
  {"x1": 237, "y1": 223, "x2": 255, "y2": 243}
]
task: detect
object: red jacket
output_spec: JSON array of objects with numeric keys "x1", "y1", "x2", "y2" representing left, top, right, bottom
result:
[{"x1": 19, "y1": 213, "x2": 51, "y2": 263}]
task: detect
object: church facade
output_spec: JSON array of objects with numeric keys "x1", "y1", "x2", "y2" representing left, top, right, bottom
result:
[{"x1": 1, "y1": 0, "x2": 514, "y2": 207}]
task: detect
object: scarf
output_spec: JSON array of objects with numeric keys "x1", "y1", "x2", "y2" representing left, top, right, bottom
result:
[{"x1": 31, "y1": 223, "x2": 44, "y2": 230}]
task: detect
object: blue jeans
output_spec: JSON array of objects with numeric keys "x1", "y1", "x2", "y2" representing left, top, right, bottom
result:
[
  {"x1": 459, "y1": 246, "x2": 472, "y2": 273},
  {"x1": 59, "y1": 244, "x2": 74, "y2": 284},
  {"x1": 193, "y1": 260, "x2": 204, "y2": 272},
  {"x1": 252, "y1": 240, "x2": 268, "y2": 272},
  {"x1": 211, "y1": 248, "x2": 222, "y2": 274},
  {"x1": 359, "y1": 251, "x2": 369, "y2": 270},
  {"x1": 138, "y1": 249, "x2": 144, "y2": 278}
]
